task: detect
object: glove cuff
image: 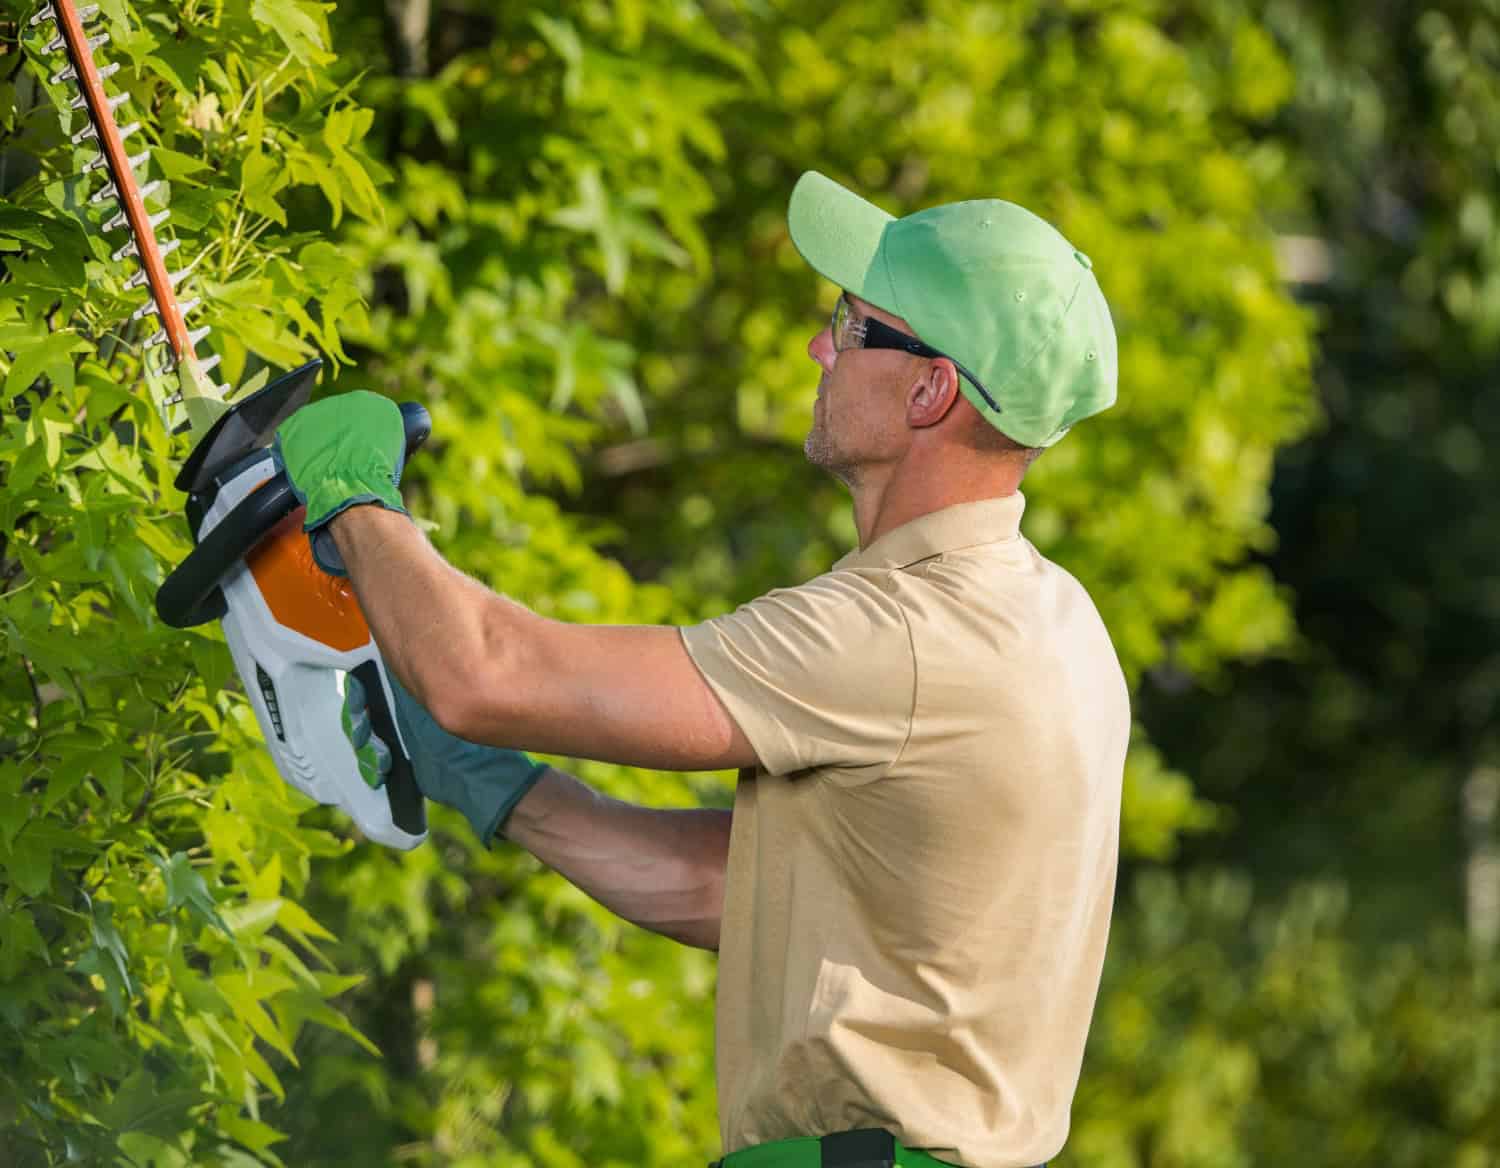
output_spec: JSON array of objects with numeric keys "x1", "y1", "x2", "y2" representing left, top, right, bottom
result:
[
  {"x1": 302, "y1": 482, "x2": 407, "y2": 534},
  {"x1": 306, "y1": 497, "x2": 409, "y2": 577},
  {"x1": 479, "y1": 761, "x2": 550, "y2": 845}
]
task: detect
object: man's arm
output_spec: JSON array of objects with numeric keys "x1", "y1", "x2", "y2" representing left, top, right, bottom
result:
[
  {"x1": 328, "y1": 504, "x2": 759, "y2": 771},
  {"x1": 328, "y1": 506, "x2": 746, "y2": 949},
  {"x1": 507, "y1": 767, "x2": 732, "y2": 951}
]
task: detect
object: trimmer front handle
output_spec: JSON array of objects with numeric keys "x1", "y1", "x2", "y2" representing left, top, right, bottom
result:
[{"x1": 157, "y1": 400, "x2": 431, "y2": 629}]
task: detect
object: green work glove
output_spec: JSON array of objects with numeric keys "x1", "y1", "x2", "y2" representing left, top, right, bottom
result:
[
  {"x1": 342, "y1": 672, "x2": 548, "y2": 845},
  {"x1": 273, "y1": 391, "x2": 408, "y2": 575}
]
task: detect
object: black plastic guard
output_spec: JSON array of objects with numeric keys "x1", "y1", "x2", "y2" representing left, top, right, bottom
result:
[{"x1": 175, "y1": 359, "x2": 323, "y2": 494}]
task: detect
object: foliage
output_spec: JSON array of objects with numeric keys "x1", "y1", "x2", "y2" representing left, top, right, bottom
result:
[
  {"x1": 1140, "y1": 0, "x2": 1500, "y2": 940},
  {"x1": 0, "y1": 0, "x2": 425, "y2": 1162},
  {"x1": 0, "y1": 0, "x2": 1330, "y2": 1165},
  {"x1": 1070, "y1": 872, "x2": 1500, "y2": 1167}
]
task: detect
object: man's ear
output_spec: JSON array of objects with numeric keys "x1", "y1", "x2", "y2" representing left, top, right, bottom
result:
[{"x1": 906, "y1": 357, "x2": 962, "y2": 429}]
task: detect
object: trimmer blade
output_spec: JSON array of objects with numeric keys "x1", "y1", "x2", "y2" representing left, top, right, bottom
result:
[{"x1": 34, "y1": 0, "x2": 228, "y2": 434}]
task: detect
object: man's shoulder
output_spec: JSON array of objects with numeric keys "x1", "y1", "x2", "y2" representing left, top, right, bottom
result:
[{"x1": 695, "y1": 567, "x2": 912, "y2": 649}]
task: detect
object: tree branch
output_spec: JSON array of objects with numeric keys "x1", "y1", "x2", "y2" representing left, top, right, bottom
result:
[
  {"x1": 384, "y1": 0, "x2": 431, "y2": 78},
  {"x1": 20, "y1": 654, "x2": 43, "y2": 731}
]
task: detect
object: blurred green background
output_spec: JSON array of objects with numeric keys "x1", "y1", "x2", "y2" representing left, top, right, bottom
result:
[{"x1": 1, "y1": 0, "x2": 1498, "y2": 1164}]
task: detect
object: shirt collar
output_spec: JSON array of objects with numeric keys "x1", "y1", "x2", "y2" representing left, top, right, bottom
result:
[{"x1": 833, "y1": 493, "x2": 1026, "y2": 572}]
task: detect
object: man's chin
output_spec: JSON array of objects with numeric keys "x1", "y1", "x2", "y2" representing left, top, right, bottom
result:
[{"x1": 804, "y1": 430, "x2": 853, "y2": 485}]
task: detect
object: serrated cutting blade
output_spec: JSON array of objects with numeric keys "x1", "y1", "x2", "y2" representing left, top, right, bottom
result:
[{"x1": 35, "y1": 0, "x2": 230, "y2": 434}]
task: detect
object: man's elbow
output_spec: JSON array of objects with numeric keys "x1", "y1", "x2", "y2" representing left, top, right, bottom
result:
[
  {"x1": 421, "y1": 676, "x2": 482, "y2": 742},
  {"x1": 420, "y1": 606, "x2": 536, "y2": 745},
  {"x1": 421, "y1": 661, "x2": 521, "y2": 746},
  {"x1": 388, "y1": 642, "x2": 482, "y2": 741}
]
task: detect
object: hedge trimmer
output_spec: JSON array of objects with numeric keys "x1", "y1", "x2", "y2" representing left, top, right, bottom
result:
[{"x1": 31, "y1": 0, "x2": 428, "y2": 848}]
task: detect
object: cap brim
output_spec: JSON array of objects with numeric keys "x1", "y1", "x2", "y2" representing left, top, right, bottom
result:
[{"x1": 787, "y1": 171, "x2": 898, "y2": 311}]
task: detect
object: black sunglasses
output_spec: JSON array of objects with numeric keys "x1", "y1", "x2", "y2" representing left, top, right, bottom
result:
[{"x1": 830, "y1": 295, "x2": 1003, "y2": 415}]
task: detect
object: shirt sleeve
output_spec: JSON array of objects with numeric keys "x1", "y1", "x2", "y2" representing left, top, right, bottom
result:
[{"x1": 679, "y1": 570, "x2": 915, "y2": 780}]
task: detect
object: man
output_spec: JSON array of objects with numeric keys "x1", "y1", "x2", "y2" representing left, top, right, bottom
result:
[{"x1": 277, "y1": 171, "x2": 1129, "y2": 1168}]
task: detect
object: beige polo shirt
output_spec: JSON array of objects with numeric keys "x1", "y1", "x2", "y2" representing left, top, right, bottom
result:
[{"x1": 679, "y1": 494, "x2": 1128, "y2": 1168}]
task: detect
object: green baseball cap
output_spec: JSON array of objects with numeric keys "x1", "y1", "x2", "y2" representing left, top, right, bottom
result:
[{"x1": 787, "y1": 170, "x2": 1117, "y2": 448}]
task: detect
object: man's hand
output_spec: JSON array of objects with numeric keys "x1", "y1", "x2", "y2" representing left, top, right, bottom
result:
[
  {"x1": 274, "y1": 391, "x2": 409, "y2": 575},
  {"x1": 343, "y1": 671, "x2": 549, "y2": 844}
]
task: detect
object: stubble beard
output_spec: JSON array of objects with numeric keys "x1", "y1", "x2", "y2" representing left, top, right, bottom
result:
[{"x1": 805, "y1": 403, "x2": 857, "y2": 487}]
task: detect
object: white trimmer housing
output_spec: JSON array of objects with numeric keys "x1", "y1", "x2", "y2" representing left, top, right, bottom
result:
[{"x1": 200, "y1": 452, "x2": 428, "y2": 851}]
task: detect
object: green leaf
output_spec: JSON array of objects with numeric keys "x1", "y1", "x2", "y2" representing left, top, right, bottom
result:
[
  {"x1": 0, "y1": 762, "x2": 28, "y2": 848},
  {"x1": 274, "y1": 897, "x2": 336, "y2": 944},
  {"x1": 6, "y1": 203, "x2": 88, "y2": 290},
  {"x1": 41, "y1": 753, "x2": 90, "y2": 815},
  {"x1": 274, "y1": 992, "x2": 380, "y2": 1057},
  {"x1": 2, "y1": 615, "x2": 86, "y2": 706},
  {"x1": 93, "y1": 750, "x2": 124, "y2": 808},
  {"x1": 98, "y1": 1070, "x2": 206, "y2": 1139},
  {"x1": 3, "y1": 824, "x2": 54, "y2": 897},
  {"x1": 0, "y1": 905, "x2": 48, "y2": 979},
  {"x1": 332, "y1": 148, "x2": 383, "y2": 225},
  {"x1": 239, "y1": 1039, "x2": 285, "y2": 1102},
  {"x1": 215, "y1": 1148, "x2": 271, "y2": 1168},
  {"x1": 244, "y1": 82, "x2": 266, "y2": 151},
  {"x1": 0, "y1": 207, "x2": 56, "y2": 250},
  {"x1": 241, "y1": 149, "x2": 287, "y2": 226},
  {"x1": 217, "y1": 971, "x2": 299, "y2": 1063},
  {"x1": 216, "y1": 1109, "x2": 287, "y2": 1154},
  {"x1": 151, "y1": 852, "x2": 232, "y2": 937},
  {"x1": 4, "y1": 330, "x2": 91, "y2": 400},
  {"x1": 220, "y1": 897, "x2": 282, "y2": 940},
  {"x1": 139, "y1": 53, "x2": 188, "y2": 93},
  {"x1": 152, "y1": 148, "x2": 211, "y2": 185},
  {"x1": 86, "y1": 898, "x2": 133, "y2": 1002},
  {"x1": 247, "y1": 853, "x2": 283, "y2": 900},
  {"x1": 250, "y1": 0, "x2": 331, "y2": 67}
]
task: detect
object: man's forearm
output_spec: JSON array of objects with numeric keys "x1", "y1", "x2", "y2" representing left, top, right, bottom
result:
[
  {"x1": 328, "y1": 504, "x2": 522, "y2": 722},
  {"x1": 507, "y1": 768, "x2": 732, "y2": 951},
  {"x1": 326, "y1": 503, "x2": 759, "y2": 772}
]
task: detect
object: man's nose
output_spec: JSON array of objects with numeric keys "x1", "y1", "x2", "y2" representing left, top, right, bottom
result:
[{"x1": 808, "y1": 325, "x2": 836, "y2": 371}]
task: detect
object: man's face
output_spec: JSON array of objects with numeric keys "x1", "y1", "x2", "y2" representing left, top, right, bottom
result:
[{"x1": 804, "y1": 294, "x2": 916, "y2": 485}]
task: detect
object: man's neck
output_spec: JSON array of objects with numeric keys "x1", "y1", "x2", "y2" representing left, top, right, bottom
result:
[{"x1": 850, "y1": 449, "x2": 1026, "y2": 549}]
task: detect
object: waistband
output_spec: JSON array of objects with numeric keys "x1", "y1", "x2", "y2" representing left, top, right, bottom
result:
[{"x1": 713, "y1": 1128, "x2": 1033, "y2": 1168}]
